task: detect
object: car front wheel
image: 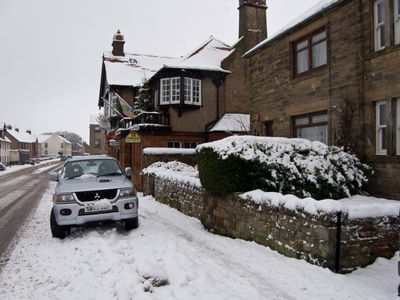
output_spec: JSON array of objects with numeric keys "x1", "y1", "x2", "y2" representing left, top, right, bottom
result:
[
  {"x1": 125, "y1": 217, "x2": 139, "y2": 230},
  {"x1": 50, "y1": 208, "x2": 70, "y2": 239}
]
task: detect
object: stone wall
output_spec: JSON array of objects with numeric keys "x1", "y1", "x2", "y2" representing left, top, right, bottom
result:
[{"x1": 146, "y1": 174, "x2": 399, "y2": 273}]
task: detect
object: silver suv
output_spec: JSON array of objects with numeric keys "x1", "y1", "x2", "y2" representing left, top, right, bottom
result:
[{"x1": 49, "y1": 155, "x2": 138, "y2": 238}]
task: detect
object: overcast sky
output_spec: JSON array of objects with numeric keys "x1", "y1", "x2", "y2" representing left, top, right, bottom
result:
[{"x1": 0, "y1": 0, "x2": 322, "y2": 143}]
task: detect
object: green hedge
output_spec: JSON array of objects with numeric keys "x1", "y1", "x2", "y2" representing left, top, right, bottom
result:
[{"x1": 196, "y1": 137, "x2": 372, "y2": 200}]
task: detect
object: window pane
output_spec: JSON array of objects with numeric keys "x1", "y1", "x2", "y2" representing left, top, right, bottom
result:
[
  {"x1": 193, "y1": 79, "x2": 201, "y2": 104},
  {"x1": 381, "y1": 127, "x2": 387, "y2": 150},
  {"x1": 312, "y1": 41, "x2": 327, "y2": 68},
  {"x1": 296, "y1": 49, "x2": 309, "y2": 74},
  {"x1": 184, "y1": 77, "x2": 192, "y2": 104},
  {"x1": 161, "y1": 79, "x2": 170, "y2": 103},
  {"x1": 312, "y1": 31, "x2": 326, "y2": 43},
  {"x1": 378, "y1": 25, "x2": 385, "y2": 47},
  {"x1": 379, "y1": 103, "x2": 387, "y2": 126},
  {"x1": 377, "y1": 2, "x2": 384, "y2": 24},
  {"x1": 295, "y1": 117, "x2": 309, "y2": 126},
  {"x1": 312, "y1": 114, "x2": 328, "y2": 124},
  {"x1": 171, "y1": 78, "x2": 180, "y2": 103},
  {"x1": 296, "y1": 125, "x2": 328, "y2": 144},
  {"x1": 296, "y1": 39, "x2": 308, "y2": 51}
]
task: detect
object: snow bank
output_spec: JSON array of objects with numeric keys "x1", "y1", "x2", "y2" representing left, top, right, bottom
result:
[{"x1": 142, "y1": 161, "x2": 201, "y2": 188}]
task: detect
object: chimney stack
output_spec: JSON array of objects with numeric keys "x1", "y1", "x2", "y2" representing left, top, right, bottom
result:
[
  {"x1": 238, "y1": 0, "x2": 267, "y2": 50},
  {"x1": 15, "y1": 127, "x2": 19, "y2": 132},
  {"x1": 26, "y1": 129, "x2": 31, "y2": 135},
  {"x1": 112, "y1": 30, "x2": 125, "y2": 57}
]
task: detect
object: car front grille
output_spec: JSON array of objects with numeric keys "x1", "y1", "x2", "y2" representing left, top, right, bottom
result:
[{"x1": 75, "y1": 189, "x2": 118, "y2": 202}]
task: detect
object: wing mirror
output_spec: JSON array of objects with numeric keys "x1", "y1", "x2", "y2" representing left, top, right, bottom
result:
[
  {"x1": 49, "y1": 172, "x2": 59, "y2": 182},
  {"x1": 125, "y1": 167, "x2": 132, "y2": 179}
]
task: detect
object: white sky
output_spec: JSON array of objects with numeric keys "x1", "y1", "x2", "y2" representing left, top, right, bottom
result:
[{"x1": 0, "y1": 0, "x2": 322, "y2": 143}]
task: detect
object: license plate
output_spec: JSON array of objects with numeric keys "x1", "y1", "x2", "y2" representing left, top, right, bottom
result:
[{"x1": 84, "y1": 200, "x2": 112, "y2": 213}]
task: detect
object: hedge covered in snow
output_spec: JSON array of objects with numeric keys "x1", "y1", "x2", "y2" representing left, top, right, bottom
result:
[{"x1": 196, "y1": 136, "x2": 372, "y2": 200}]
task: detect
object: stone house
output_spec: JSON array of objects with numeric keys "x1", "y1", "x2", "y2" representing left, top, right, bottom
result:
[
  {"x1": 97, "y1": 1, "x2": 268, "y2": 190},
  {"x1": 89, "y1": 123, "x2": 107, "y2": 155},
  {"x1": 244, "y1": 0, "x2": 400, "y2": 199},
  {"x1": 0, "y1": 123, "x2": 11, "y2": 165},
  {"x1": 5, "y1": 125, "x2": 39, "y2": 158}
]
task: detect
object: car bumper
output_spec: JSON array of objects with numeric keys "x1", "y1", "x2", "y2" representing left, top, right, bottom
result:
[{"x1": 53, "y1": 197, "x2": 138, "y2": 226}]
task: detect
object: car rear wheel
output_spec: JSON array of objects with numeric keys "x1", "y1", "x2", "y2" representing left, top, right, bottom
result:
[
  {"x1": 50, "y1": 208, "x2": 70, "y2": 239},
  {"x1": 125, "y1": 217, "x2": 139, "y2": 230}
]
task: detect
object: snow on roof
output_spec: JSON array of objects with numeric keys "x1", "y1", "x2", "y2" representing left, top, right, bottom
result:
[
  {"x1": 103, "y1": 52, "x2": 179, "y2": 87},
  {"x1": 7, "y1": 128, "x2": 37, "y2": 143},
  {"x1": 58, "y1": 135, "x2": 72, "y2": 144},
  {"x1": 161, "y1": 36, "x2": 233, "y2": 74},
  {"x1": 209, "y1": 114, "x2": 250, "y2": 133},
  {"x1": 37, "y1": 134, "x2": 51, "y2": 143},
  {"x1": 245, "y1": 0, "x2": 339, "y2": 56},
  {"x1": 0, "y1": 136, "x2": 11, "y2": 143}
]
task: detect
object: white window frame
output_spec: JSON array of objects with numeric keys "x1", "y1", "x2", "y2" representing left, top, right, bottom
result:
[
  {"x1": 184, "y1": 77, "x2": 201, "y2": 105},
  {"x1": 395, "y1": 0, "x2": 400, "y2": 44},
  {"x1": 160, "y1": 78, "x2": 171, "y2": 105},
  {"x1": 376, "y1": 100, "x2": 387, "y2": 155},
  {"x1": 171, "y1": 77, "x2": 181, "y2": 104},
  {"x1": 374, "y1": 0, "x2": 386, "y2": 51},
  {"x1": 396, "y1": 98, "x2": 400, "y2": 155}
]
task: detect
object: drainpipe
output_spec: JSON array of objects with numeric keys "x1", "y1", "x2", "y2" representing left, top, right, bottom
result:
[
  {"x1": 335, "y1": 211, "x2": 342, "y2": 273},
  {"x1": 204, "y1": 78, "x2": 222, "y2": 142}
]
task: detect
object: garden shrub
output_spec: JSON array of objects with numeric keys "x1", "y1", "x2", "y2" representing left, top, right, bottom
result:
[{"x1": 196, "y1": 136, "x2": 372, "y2": 200}]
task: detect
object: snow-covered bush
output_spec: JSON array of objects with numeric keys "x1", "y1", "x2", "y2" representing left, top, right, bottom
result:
[{"x1": 196, "y1": 136, "x2": 372, "y2": 200}]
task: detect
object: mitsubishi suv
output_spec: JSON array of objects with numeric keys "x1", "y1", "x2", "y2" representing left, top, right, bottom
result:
[{"x1": 49, "y1": 155, "x2": 138, "y2": 238}]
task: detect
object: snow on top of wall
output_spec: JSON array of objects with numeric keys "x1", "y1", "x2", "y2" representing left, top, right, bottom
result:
[
  {"x1": 144, "y1": 160, "x2": 399, "y2": 219},
  {"x1": 245, "y1": 0, "x2": 340, "y2": 56},
  {"x1": 240, "y1": 190, "x2": 400, "y2": 219},
  {"x1": 0, "y1": 136, "x2": 11, "y2": 143},
  {"x1": 143, "y1": 161, "x2": 201, "y2": 188},
  {"x1": 143, "y1": 148, "x2": 196, "y2": 155},
  {"x1": 103, "y1": 52, "x2": 179, "y2": 87},
  {"x1": 209, "y1": 113, "x2": 250, "y2": 132}
]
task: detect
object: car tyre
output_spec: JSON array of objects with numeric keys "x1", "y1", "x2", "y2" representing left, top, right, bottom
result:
[
  {"x1": 125, "y1": 217, "x2": 139, "y2": 230},
  {"x1": 50, "y1": 208, "x2": 70, "y2": 239}
]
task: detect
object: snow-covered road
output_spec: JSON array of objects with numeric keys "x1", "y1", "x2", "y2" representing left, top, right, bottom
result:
[{"x1": 0, "y1": 182, "x2": 398, "y2": 300}]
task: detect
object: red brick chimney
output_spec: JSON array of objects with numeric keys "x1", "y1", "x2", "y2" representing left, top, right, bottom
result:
[
  {"x1": 238, "y1": 0, "x2": 267, "y2": 50},
  {"x1": 112, "y1": 30, "x2": 125, "y2": 57}
]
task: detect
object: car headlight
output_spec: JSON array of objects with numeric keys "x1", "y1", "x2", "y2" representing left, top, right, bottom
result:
[
  {"x1": 118, "y1": 188, "x2": 136, "y2": 198},
  {"x1": 54, "y1": 193, "x2": 75, "y2": 203}
]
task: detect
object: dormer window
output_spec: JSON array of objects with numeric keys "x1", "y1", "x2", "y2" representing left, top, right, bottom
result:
[{"x1": 160, "y1": 77, "x2": 201, "y2": 106}]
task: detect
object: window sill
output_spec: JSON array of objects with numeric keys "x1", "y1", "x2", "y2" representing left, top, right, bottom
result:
[
  {"x1": 291, "y1": 66, "x2": 328, "y2": 83},
  {"x1": 366, "y1": 43, "x2": 400, "y2": 60}
]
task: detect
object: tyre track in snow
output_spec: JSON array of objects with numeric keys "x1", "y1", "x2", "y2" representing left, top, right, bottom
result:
[
  {"x1": 139, "y1": 198, "x2": 295, "y2": 300},
  {"x1": 0, "y1": 163, "x2": 62, "y2": 258}
]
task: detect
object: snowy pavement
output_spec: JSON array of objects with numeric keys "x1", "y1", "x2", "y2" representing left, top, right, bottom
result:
[{"x1": 0, "y1": 182, "x2": 398, "y2": 300}]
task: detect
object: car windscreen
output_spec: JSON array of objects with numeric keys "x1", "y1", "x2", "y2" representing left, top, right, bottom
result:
[{"x1": 63, "y1": 159, "x2": 123, "y2": 179}]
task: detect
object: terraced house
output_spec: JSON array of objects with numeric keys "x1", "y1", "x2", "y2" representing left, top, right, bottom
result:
[{"x1": 244, "y1": 0, "x2": 400, "y2": 199}]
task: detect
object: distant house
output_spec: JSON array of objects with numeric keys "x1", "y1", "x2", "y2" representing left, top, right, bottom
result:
[
  {"x1": 89, "y1": 122, "x2": 107, "y2": 155},
  {"x1": 39, "y1": 133, "x2": 72, "y2": 157},
  {"x1": 243, "y1": 0, "x2": 400, "y2": 199},
  {"x1": 5, "y1": 125, "x2": 39, "y2": 158},
  {"x1": 0, "y1": 122, "x2": 11, "y2": 165},
  {"x1": 97, "y1": 1, "x2": 267, "y2": 190}
]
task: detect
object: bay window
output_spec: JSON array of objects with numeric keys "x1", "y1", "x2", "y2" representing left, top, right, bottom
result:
[
  {"x1": 160, "y1": 77, "x2": 201, "y2": 106},
  {"x1": 294, "y1": 29, "x2": 327, "y2": 76},
  {"x1": 376, "y1": 101, "x2": 387, "y2": 155}
]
